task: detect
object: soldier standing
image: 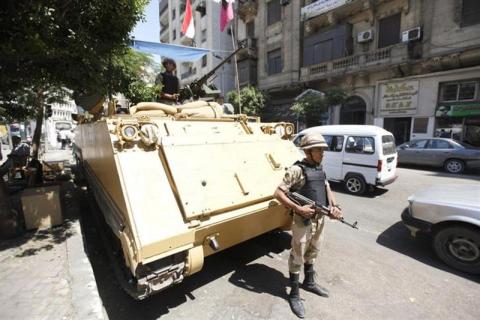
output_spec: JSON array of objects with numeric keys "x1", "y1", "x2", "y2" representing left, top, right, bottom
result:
[
  {"x1": 274, "y1": 133, "x2": 343, "y2": 318},
  {"x1": 156, "y1": 58, "x2": 180, "y2": 105}
]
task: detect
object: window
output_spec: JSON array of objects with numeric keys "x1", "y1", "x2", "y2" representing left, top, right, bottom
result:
[
  {"x1": 172, "y1": 8, "x2": 176, "y2": 20},
  {"x1": 196, "y1": 2, "x2": 207, "y2": 17},
  {"x1": 246, "y1": 21, "x2": 255, "y2": 38},
  {"x1": 440, "y1": 81, "x2": 478, "y2": 101},
  {"x1": 202, "y1": 55, "x2": 207, "y2": 68},
  {"x1": 378, "y1": 13, "x2": 401, "y2": 48},
  {"x1": 267, "y1": 1, "x2": 281, "y2": 25},
  {"x1": 458, "y1": 82, "x2": 476, "y2": 100},
  {"x1": 409, "y1": 139, "x2": 428, "y2": 149},
  {"x1": 382, "y1": 135, "x2": 396, "y2": 155},
  {"x1": 323, "y1": 135, "x2": 344, "y2": 152},
  {"x1": 267, "y1": 48, "x2": 282, "y2": 75},
  {"x1": 428, "y1": 139, "x2": 452, "y2": 149},
  {"x1": 173, "y1": 29, "x2": 176, "y2": 40},
  {"x1": 462, "y1": 0, "x2": 480, "y2": 27},
  {"x1": 413, "y1": 118, "x2": 429, "y2": 134},
  {"x1": 201, "y1": 29, "x2": 207, "y2": 43},
  {"x1": 345, "y1": 136, "x2": 375, "y2": 154}
]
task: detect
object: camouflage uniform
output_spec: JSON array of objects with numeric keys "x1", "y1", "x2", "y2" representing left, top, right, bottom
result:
[{"x1": 279, "y1": 164, "x2": 329, "y2": 274}]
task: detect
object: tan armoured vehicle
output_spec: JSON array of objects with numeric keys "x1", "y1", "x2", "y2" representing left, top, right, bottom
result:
[{"x1": 74, "y1": 54, "x2": 300, "y2": 299}]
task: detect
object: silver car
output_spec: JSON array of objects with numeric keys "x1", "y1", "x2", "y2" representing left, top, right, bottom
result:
[
  {"x1": 397, "y1": 138, "x2": 480, "y2": 174},
  {"x1": 402, "y1": 184, "x2": 480, "y2": 275}
]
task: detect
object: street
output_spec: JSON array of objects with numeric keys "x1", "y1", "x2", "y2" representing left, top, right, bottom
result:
[{"x1": 82, "y1": 166, "x2": 480, "y2": 320}]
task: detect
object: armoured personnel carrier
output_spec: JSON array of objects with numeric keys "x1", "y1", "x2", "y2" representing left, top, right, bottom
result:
[{"x1": 75, "y1": 53, "x2": 300, "y2": 299}]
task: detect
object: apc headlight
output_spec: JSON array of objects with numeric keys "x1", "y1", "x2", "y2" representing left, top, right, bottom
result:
[{"x1": 121, "y1": 125, "x2": 138, "y2": 141}]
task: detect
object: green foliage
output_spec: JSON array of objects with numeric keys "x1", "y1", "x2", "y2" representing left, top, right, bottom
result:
[
  {"x1": 0, "y1": 0, "x2": 148, "y2": 118},
  {"x1": 227, "y1": 86, "x2": 266, "y2": 116},
  {"x1": 108, "y1": 49, "x2": 162, "y2": 104},
  {"x1": 291, "y1": 88, "x2": 348, "y2": 127}
]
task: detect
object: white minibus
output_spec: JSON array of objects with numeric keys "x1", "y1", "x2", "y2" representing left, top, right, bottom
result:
[{"x1": 293, "y1": 125, "x2": 398, "y2": 195}]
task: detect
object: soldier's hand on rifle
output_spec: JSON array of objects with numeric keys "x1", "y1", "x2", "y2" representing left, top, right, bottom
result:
[
  {"x1": 297, "y1": 204, "x2": 315, "y2": 219},
  {"x1": 172, "y1": 93, "x2": 180, "y2": 101},
  {"x1": 329, "y1": 205, "x2": 343, "y2": 220}
]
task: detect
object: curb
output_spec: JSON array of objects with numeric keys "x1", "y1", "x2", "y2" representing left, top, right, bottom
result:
[{"x1": 65, "y1": 220, "x2": 107, "y2": 320}]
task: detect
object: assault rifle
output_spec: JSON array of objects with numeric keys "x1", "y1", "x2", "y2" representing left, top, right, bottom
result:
[
  {"x1": 179, "y1": 44, "x2": 245, "y2": 102},
  {"x1": 287, "y1": 192, "x2": 358, "y2": 229}
]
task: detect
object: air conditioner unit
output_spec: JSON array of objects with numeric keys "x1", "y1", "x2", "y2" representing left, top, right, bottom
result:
[
  {"x1": 357, "y1": 29, "x2": 373, "y2": 43},
  {"x1": 402, "y1": 27, "x2": 422, "y2": 42}
]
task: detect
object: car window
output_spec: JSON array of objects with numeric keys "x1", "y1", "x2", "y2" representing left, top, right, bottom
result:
[
  {"x1": 382, "y1": 135, "x2": 396, "y2": 155},
  {"x1": 410, "y1": 139, "x2": 428, "y2": 149},
  {"x1": 429, "y1": 139, "x2": 452, "y2": 149},
  {"x1": 323, "y1": 135, "x2": 344, "y2": 152},
  {"x1": 345, "y1": 136, "x2": 375, "y2": 154}
]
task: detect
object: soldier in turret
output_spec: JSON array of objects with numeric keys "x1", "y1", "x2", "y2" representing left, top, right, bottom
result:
[
  {"x1": 274, "y1": 133, "x2": 343, "y2": 319},
  {"x1": 156, "y1": 58, "x2": 180, "y2": 105}
]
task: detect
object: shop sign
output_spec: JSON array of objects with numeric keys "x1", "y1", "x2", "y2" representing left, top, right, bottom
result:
[
  {"x1": 379, "y1": 81, "x2": 419, "y2": 116},
  {"x1": 301, "y1": 0, "x2": 352, "y2": 21},
  {"x1": 436, "y1": 101, "x2": 480, "y2": 117}
]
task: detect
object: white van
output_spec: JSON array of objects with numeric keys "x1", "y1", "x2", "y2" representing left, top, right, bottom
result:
[{"x1": 293, "y1": 125, "x2": 398, "y2": 195}]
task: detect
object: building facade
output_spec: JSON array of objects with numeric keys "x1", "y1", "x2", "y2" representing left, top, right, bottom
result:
[
  {"x1": 236, "y1": 0, "x2": 480, "y2": 146},
  {"x1": 159, "y1": 0, "x2": 236, "y2": 96}
]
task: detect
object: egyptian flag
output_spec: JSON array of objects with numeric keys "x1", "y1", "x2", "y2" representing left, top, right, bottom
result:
[
  {"x1": 220, "y1": 0, "x2": 234, "y2": 32},
  {"x1": 181, "y1": 0, "x2": 195, "y2": 38}
]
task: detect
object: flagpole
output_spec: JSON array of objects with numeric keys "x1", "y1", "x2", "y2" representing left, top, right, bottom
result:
[{"x1": 230, "y1": 24, "x2": 242, "y2": 114}]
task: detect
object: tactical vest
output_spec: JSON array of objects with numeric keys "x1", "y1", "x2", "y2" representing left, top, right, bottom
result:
[
  {"x1": 161, "y1": 72, "x2": 179, "y2": 94},
  {"x1": 294, "y1": 161, "x2": 328, "y2": 207}
]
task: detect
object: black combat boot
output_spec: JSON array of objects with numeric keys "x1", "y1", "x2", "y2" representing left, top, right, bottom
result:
[
  {"x1": 289, "y1": 273, "x2": 305, "y2": 318},
  {"x1": 302, "y1": 263, "x2": 329, "y2": 298}
]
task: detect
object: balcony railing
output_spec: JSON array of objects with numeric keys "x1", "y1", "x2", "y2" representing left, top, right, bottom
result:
[
  {"x1": 237, "y1": 37, "x2": 257, "y2": 59},
  {"x1": 300, "y1": 44, "x2": 408, "y2": 81}
]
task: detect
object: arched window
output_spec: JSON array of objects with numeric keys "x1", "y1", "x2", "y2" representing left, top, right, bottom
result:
[{"x1": 340, "y1": 96, "x2": 366, "y2": 124}]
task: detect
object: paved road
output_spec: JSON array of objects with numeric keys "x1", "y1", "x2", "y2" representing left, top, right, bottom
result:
[{"x1": 83, "y1": 167, "x2": 480, "y2": 320}]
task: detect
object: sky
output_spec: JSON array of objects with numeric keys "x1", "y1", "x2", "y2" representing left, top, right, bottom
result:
[{"x1": 132, "y1": 0, "x2": 159, "y2": 43}]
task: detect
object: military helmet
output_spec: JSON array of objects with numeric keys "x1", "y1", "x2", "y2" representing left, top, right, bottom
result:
[{"x1": 300, "y1": 133, "x2": 328, "y2": 150}]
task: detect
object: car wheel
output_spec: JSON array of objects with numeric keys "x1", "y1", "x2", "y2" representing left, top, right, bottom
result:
[
  {"x1": 344, "y1": 175, "x2": 366, "y2": 195},
  {"x1": 444, "y1": 159, "x2": 465, "y2": 174},
  {"x1": 433, "y1": 225, "x2": 480, "y2": 275}
]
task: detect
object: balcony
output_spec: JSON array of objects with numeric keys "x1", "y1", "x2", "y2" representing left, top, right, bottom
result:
[
  {"x1": 238, "y1": 0, "x2": 258, "y2": 22},
  {"x1": 302, "y1": 0, "x2": 397, "y2": 32},
  {"x1": 238, "y1": 59, "x2": 257, "y2": 87},
  {"x1": 300, "y1": 44, "x2": 409, "y2": 82},
  {"x1": 237, "y1": 37, "x2": 257, "y2": 59}
]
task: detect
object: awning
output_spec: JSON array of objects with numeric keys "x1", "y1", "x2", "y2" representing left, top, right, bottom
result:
[{"x1": 131, "y1": 40, "x2": 211, "y2": 62}]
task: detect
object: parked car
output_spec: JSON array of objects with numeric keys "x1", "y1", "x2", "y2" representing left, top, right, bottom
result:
[
  {"x1": 402, "y1": 184, "x2": 480, "y2": 275},
  {"x1": 293, "y1": 125, "x2": 398, "y2": 195},
  {"x1": 396, "y1": 138, "x2": 480, "y2": 174}
]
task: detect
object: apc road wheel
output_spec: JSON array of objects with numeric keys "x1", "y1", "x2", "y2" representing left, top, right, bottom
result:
[
  {"x1": 344, "y1": 175, "x2": 366, "y2": 195},
  {"x1": 444, "y1": 159, "x2": 465, "y2": 174},
  {"x1": 433, "y1": 226, "x2": 480, "y2": 275}
]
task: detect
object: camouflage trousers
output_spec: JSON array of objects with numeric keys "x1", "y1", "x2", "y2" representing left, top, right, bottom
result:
[{"x1": 288, "y1": 213, "x2": 326, "y2": 274}]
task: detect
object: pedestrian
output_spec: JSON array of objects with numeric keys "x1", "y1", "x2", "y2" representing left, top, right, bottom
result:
[
  {"x1": 273, "y1": 132, "x2": 343, "y2": 318},
  {"x1": 59, "y1": 129, "x2": 69, "y2": 149},
  {"x1": 0, "y1": 135, "x2": 31, "y2": 178},
  {"x1": 156, "y1": 58, "x2": 180, "y2": 105},
  {"x1": 439, "y1": 129, "x2": 450, "y2": 138}
]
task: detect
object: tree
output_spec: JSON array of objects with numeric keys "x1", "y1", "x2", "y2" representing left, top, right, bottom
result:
[
  {"x1": 227, "y1": 86, "x2": 266, "y2": 116},
  {"x1": 291, "y1": 88, "x2": 348, "y2": 128},
  {"x1": 0, "y1": 0, "x2": 147, "y2": 237},
  {"x1": 0, "y1": 0, "x2": 148, "y2": 156},
  {"x1": 109, "y1": 49, "x2": 163, "y2": 105}
]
